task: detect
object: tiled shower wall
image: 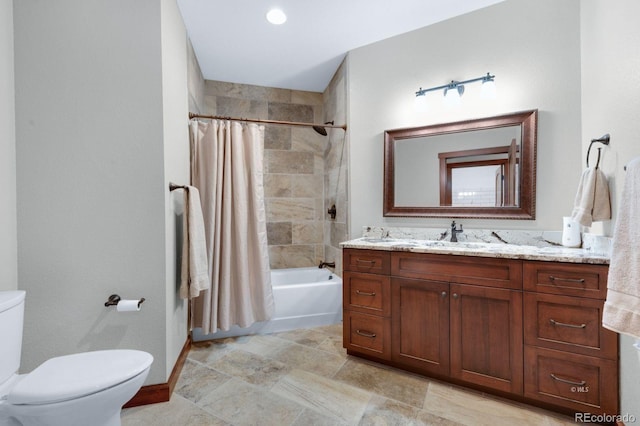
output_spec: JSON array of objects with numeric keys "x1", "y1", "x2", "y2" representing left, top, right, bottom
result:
[
  {"x1": 202, "y1": 80, "x2": 328, "y2": 269},
  {"x1": 323, "y1": 61, "x2": 348, "y2": 274}
]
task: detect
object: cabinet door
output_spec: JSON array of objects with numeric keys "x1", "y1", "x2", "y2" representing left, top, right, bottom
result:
[
  {"x1": 450, "y1": 284, "x2": 523, "y2": 394},
  {"x1": 391, "y1": 278, "x2": 450, "y2": 376}
]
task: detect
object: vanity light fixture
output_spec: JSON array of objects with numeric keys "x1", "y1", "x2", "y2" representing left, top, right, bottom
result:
[
  {"x1": 266, "y1": 8, "x2": 287, "y2": 25},
  {"x1": 415, "y1": 73, "x2": 496, "y2": 108}
]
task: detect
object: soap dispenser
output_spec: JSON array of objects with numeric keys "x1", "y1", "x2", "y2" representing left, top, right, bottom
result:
[{"x1": 562, "y1": 216, "x2": 581, "y2": 248}]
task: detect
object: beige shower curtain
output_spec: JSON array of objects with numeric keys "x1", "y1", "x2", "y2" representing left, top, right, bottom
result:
[{"x1": 189, "y1": 119, "x2": 274, "y2": 334}]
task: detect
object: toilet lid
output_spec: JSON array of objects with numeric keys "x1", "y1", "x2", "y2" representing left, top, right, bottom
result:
[{"x1": 7, "y1": 349, "x2": 153, "y2": 405}]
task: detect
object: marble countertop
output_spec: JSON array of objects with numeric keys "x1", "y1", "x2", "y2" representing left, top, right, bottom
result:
[{"x1": 340, "y1": 237, "x2": 610, "y2": 265}]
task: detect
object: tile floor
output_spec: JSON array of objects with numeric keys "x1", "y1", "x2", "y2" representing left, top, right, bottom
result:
[{"x1": 122, "y1": 324, "x2": 577, "y2": 425}]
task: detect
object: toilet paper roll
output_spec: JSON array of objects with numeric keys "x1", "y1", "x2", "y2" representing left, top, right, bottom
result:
[{"x1": 116, "y1": 300, "x2": 141, "y2": 312}]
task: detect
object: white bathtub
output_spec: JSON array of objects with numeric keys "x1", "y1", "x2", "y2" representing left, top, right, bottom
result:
[{"x1": 192, "y1": 267, "x2": 343, "y2": 341}]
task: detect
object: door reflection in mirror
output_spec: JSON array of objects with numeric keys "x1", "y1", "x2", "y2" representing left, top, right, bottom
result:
[{"x1": 441, "y1": 139, "x2": 519, "y2": 207}]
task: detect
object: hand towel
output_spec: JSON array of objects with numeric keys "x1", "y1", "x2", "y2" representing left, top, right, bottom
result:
[
  {"x1": 179, "y1": 186, "x2": 211, "y2": 299},
  {"x1": 571, "y1": 167, "x2": 611, "y2": 227},
  {"x1": 602, "y1": 157, "x2": 640, "y2": 338}
]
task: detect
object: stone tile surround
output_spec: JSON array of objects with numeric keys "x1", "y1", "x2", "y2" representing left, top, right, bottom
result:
[
  {"x1": 322, "y1": 60, "x2": 348, "y2": 275},
  {"x1": 203, "y1": 80, "x2": 327, "y2": 269}
]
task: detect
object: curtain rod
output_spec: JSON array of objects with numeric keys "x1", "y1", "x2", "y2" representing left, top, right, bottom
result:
[{"x1": 188, "y1": 113, "x2": 347, "y2": 131}]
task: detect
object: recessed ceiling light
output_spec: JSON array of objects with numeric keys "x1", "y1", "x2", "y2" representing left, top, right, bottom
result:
[{"x1": 266, "y1": 8, "x2": 287, "y2": 25}]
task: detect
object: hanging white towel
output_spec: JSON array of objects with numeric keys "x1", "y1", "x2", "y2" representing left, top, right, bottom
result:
[
  {"x1": 179, "y1": 185, "x2": 211, "y2": 299},
  {"x1": 602, "y1": 157, "x2": 640, "y2": 338},
  {"x1": 571, "y1": 167, "x2": 611, "y2": 227}
]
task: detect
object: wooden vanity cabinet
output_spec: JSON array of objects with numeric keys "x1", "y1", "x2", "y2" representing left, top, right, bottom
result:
[
  {"x1": 389, "y1": 252, "x2": 523, "y2": 394},
  {"x1": 523, "y1": 261, "x2": 618, "y2": 415},
  {"x1": 344, "y1": 250, "x2": 524, "y2": 393},
  {"x1": 342, "y1": 250, "x2": 392, "y2": 360},
  {"x1": 342, "y1": 248, "x2": 619, "y2": 417},
  {"x1": 449, "y1": 282, "x2": 523, "y2": 394},
  {"x1": 391, "y1": 277, "x2": 450, "y2": 376}
]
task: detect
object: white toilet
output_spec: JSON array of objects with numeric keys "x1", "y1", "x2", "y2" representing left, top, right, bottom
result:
[{"x1": 0, "y1": 291, "x2": 153, "y2": 426}]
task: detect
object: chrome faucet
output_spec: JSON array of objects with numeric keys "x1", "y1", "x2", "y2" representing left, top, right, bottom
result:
[
  {"x1": 450, "y1": 221, "x2": 464, "y2": 242},
  {"x1": 319, "y1": 261, "x2": 336, "y2": 269}
]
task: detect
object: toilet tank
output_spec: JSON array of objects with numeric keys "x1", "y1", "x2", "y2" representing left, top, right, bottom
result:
[{"x1": 0, "y1": 291, "x2": 26, "y2": 385}]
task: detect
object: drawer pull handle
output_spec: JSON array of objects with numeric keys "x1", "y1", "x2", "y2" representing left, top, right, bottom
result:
[
  {"x1": 356, "y1": 329, "x2": 377, "y2": 338},
  {"x1": 356, "y1": 259, "x2": 377, "y2": 265},
  {"x1": 550, "y1": 319, "x2": 586, "y2": 329},
  {"x1": 550, "y1": 373, "x2": 586, "y2": 386},
  {"x1": 356, "y1": 290, "x2": 376, "y2": 297},
  {"x1": 549, "y1": 276, "x2": 585, "y2": 284}
]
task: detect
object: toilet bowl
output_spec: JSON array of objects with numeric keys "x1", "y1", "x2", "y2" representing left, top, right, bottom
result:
[{"x1": 0, "y1": 291, "x2": 153, "y2": 426}]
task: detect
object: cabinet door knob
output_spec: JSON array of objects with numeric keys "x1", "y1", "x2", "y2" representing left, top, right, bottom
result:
[
  {"x1": 452, "y1": 293, "x2": 459, "y2": 299},
  {"x1": 441, "y1": 291, "x2": 447, "y2": 298}
]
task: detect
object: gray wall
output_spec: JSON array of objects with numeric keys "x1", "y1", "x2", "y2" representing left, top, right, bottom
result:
[
  {"x1": 347, "y1": 0, "x2": 582, "y2": 233},
  {"x1": 580, "y1": 0, "x2": 640, "y2": 419},
  {"x1": 13, "y1": 0, "x2": 189, "y2": 385},
  {"x1": 0, "y1": 0, "x2": 17, "y2": 292},
  {"x1": 160, "y1": 0, "x2": 191, "y2": 380}
]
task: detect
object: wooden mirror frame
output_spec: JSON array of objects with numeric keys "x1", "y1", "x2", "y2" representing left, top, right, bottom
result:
[{"x1": 383, "y1": 109, "x2": 537, "y2": 219}]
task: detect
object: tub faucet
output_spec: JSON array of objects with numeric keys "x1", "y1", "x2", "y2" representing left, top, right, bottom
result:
[
  {"x1": 450, "y1": 221, "x2": 464, "y2": 242},
  {"x1": 319, "y1": 261, "x2": 336, "y2": 269}
]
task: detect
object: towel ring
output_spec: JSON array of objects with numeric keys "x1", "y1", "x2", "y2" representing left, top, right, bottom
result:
[{"x1": 586, "y1": 134, "x2": 610, "y2": 169}]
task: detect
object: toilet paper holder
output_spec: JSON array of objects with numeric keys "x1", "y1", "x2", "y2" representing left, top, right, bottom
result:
[{"x1": 104, "y1": 294, "x2": 145, "y2": 308}]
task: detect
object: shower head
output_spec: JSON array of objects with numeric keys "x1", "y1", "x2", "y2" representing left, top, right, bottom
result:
[
  {"x1": 312, "y1": 121, "x2": 334, "y2": 136},
  {"x1": 313, "y1": 126, "x2": 327, "y2": 136}
]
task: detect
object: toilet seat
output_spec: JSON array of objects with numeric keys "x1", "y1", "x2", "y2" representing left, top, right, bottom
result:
[{"x1": 7, "y1": 349, "x2": 153, "y2": 405}]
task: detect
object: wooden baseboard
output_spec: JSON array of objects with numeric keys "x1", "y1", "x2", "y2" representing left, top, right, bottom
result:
[{"x1": 123, "y1": 336, "x2": 191, "y2": 408}]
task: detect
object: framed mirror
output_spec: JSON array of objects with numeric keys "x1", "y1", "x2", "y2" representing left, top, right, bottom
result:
[{"x1": 384, "y1": 110, "x2": 537, "y2": 219}]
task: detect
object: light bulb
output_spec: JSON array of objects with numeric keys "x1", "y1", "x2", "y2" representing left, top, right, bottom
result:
[
  {"x1": 266, "y1": 9, "x2": 287, "y2": 25},
  {"x1": 481, "y1": 79, "x2": 497, "y2": 99},
  {"x1": 444, "y1": 86, "x2": 462, "y2": 107},
  {"x1": 414, "y1": 94, "x2": 428, "y2": 112}
]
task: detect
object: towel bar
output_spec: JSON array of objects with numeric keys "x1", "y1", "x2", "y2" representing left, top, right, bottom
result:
[{"x1": 169, "y1": 182, "x2": 187, "y2": 191}]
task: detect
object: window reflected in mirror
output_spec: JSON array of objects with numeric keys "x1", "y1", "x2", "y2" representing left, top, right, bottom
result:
[{"x1": 440, "y1": 139, "x2": 519, "y2": 207}]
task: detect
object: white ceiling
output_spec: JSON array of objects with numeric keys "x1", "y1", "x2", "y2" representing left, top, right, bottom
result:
[{"x1": 177, "y1": 0, "x2": 505, "y2": 93}]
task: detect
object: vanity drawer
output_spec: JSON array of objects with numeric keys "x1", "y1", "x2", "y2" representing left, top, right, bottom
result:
[
  {"x1": 524, "y1": 346, "x2": 618, "y2": 415},
  {"x1": 344, "y1": 311, "x2": 391, "y2": 359},
  {"x1": 524, "y1": 261, "x2": 608, "y2": 299},
  {"x1": 344, "y1": 249, "x2": 391, "y2": 274},
  {"x1": 343, "y1": 272, "x2": 391, "y2": 316},
  {"x1": 524, "y1": 293, "x2": 617, "y2": 359},
  {"x1": 391, "y1": 252, "x2": 522, "y2": 290}
]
